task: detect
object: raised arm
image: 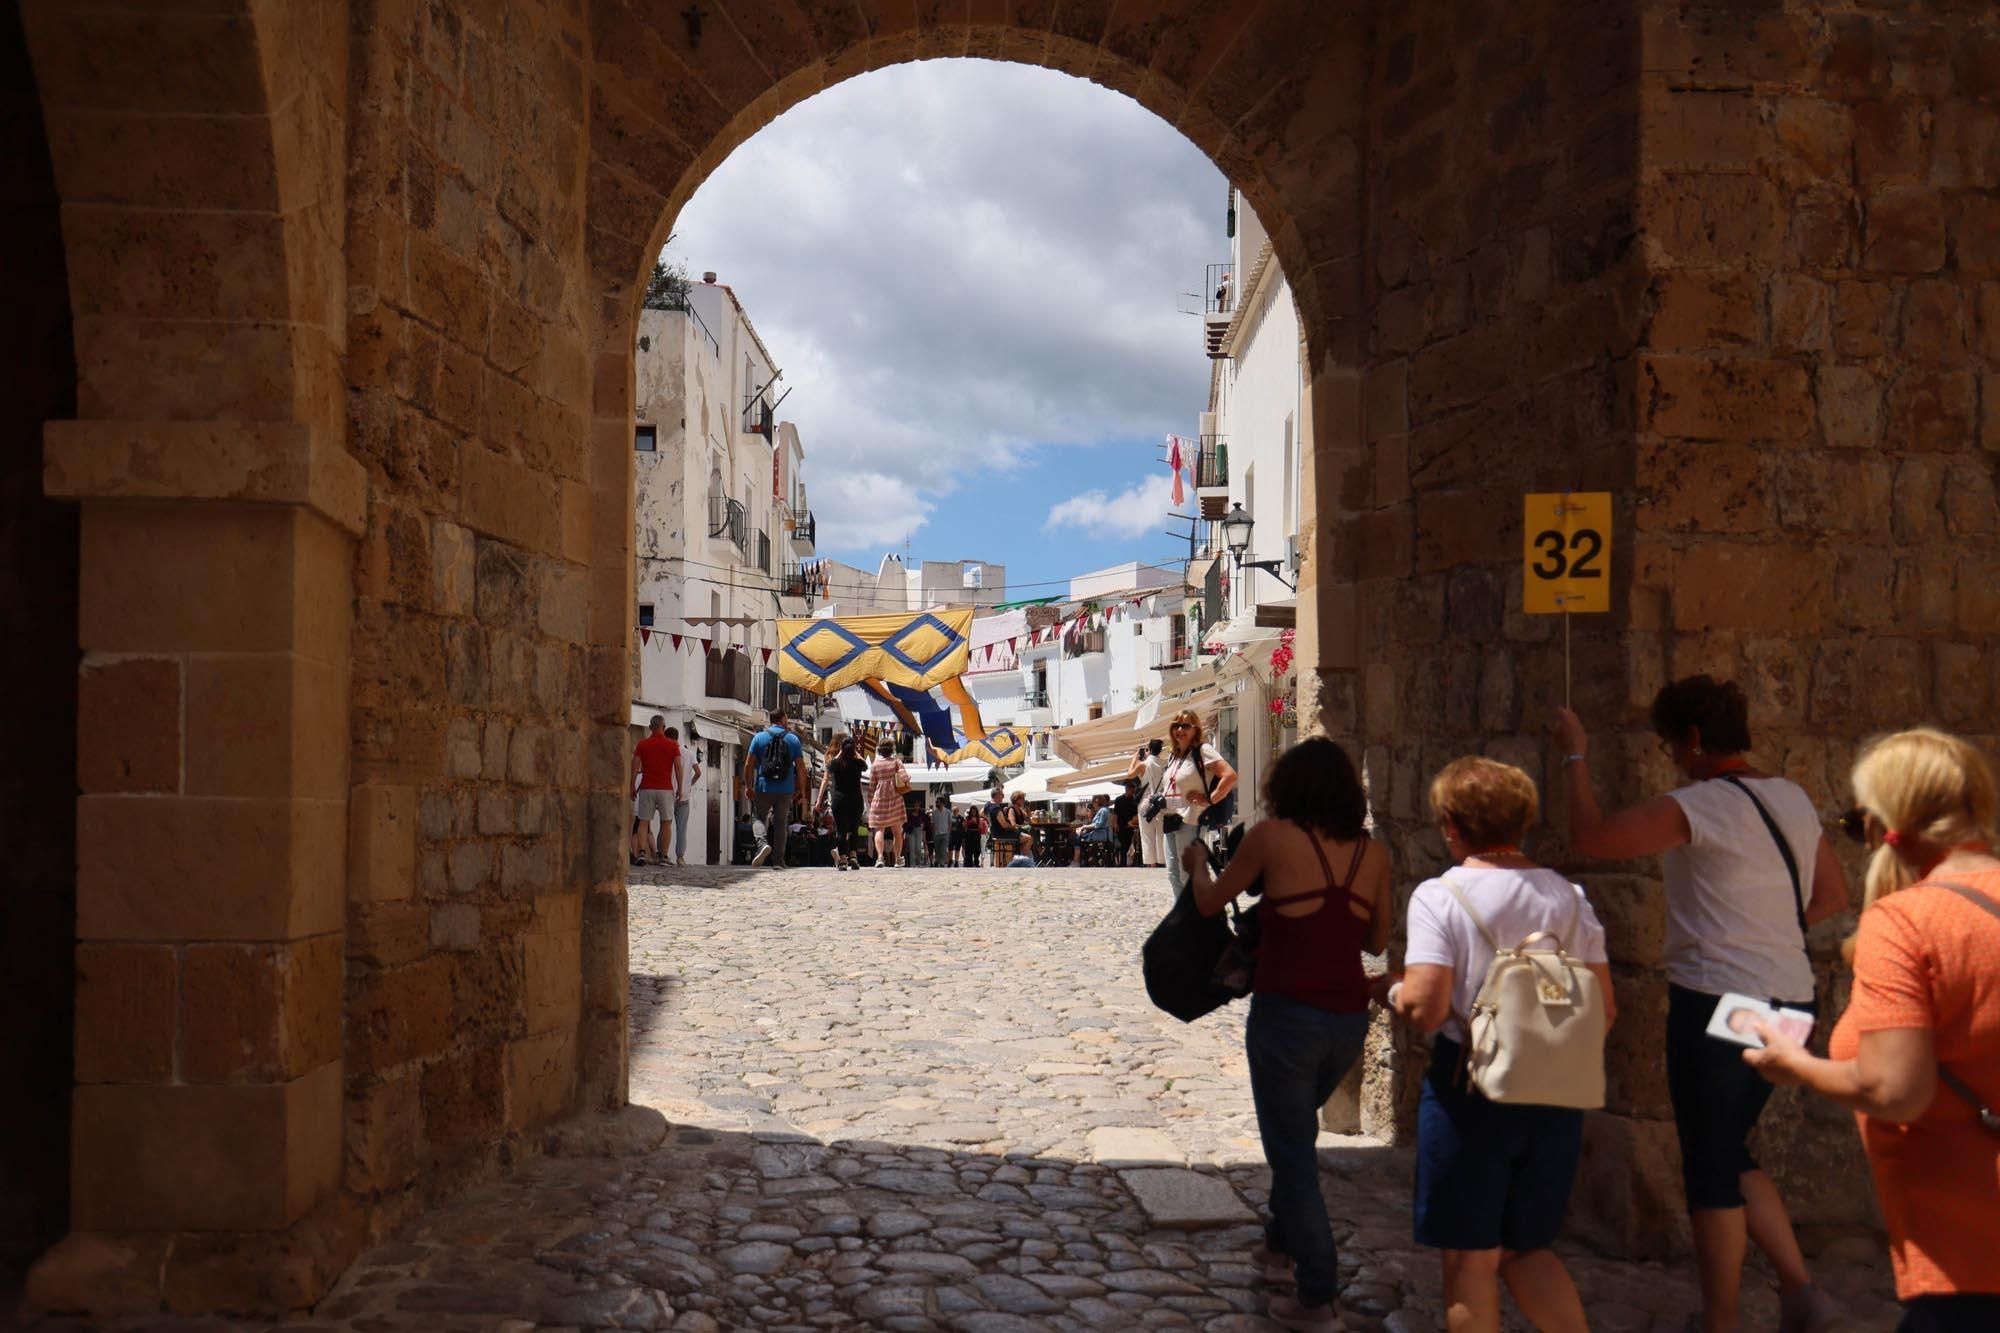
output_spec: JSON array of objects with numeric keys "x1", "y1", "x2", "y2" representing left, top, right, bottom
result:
[
  {"x1": 1185, "y1": 821, "x2": 1269, "y2": 916},
  {"x1": 1553, "y1": 707, "x2": 1691, "y2": 859}
]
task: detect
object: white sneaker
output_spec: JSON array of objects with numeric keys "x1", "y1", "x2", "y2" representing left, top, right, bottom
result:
[{"x1": 750, "y1": 843, "x2": 772, "y2": 866}]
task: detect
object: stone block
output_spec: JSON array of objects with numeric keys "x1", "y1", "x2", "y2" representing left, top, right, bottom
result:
[
  {"x1": 507, "y1": 1027, "x2": 577, "y2": 1133},
  {"x1": 1959, "y1": 557, "x2": 2000, "y2": 632},
  {"x1": 1086, "y1": 1127, "x2": 1184, "y2": 1168},
  {"x1": 1643, "y1": 88, "x2": 1766, "y2": 172},
  {"x1": 1887, "y1": 367, "x2": 1978, "y2": 452},
  {"x1": 1957, "y1": 195, "x2": 2000, "y2": 276},
  {"x1": 1604, "y1": 974, "x2": 1671, "y2": 1117},
  {"x1": 72, "y1": 1061, "x2": 341, "y2": 1231},
  {"x1": 420, "y1": 1043, "x2": 506, "y2": 1152},
  {"x1": 1852, "y1": 98, "x2": 1925, "y2": 187},
  {"x1": 428, "y1": 903, "x2": 479, "y2": 952},
  {"x1": 185, "y1": 652, "x2": 346, "y2": 799},
  {"x1": 347, "y1": 898, "x2": 430, "y2": 969},
  {"x1": 348, "y1": 783, "x2": 416, "y2": 903},
  {"x1": 461, "y1": 443, "x2": 559, "y2": 554},
  {"x1": 431, "y1": 519, "x2": 474, "y2": 615},
  {"x1": 1119, "y1": 1168, "x2": 1255, "y2": 1229},
  {"x1": 1647, "y1": 269, "x2": 1759, "y2": 351},
  {"x1": 1773, "y1": 97, "x2": 1852, "y2": 184},
  {"x1": 73, "y1": 942, "x2": 176, "y2": 1084},
  {"x1": 345, "y1": 955, "x2": 455, "y2": 1075},
  {"x1": 1901, "y1": 280, "x2": 1966, "y2": 362},
  {"x1": 181, "y1": 935, "x2": 342, "y2": 1083},
  {"x1": 1671, "y1": 544, "x2": 1829, "y2": 633},
  {"x1": 79, "y1": 503, "x2": 351, "y2": 662},
  {"x1": 1642, "y1": 354, "x2": 1813, "y2": 443},
  {"x1": 77, "y1": 655, "x2": 180, "y2": 794},
  {"x1": 1567, "y1": 1112, "x2": 1688, "y2": 1259},
  {"x1": 1816, "y1": 365, "x2": 1883, "y2": 450},
  {"x1": 77, "y1": 795, "x2": 344, "y2": 942},
  {"x1": 1581, "y1": 875, "x2": 1665, "y2": 968},
  {"x1": 523, "y1": 930, "x2": 581, "y2": 1033},
  {"x1": 1636, "y1": 439, "x2": 1767, "y2": 534},
  {"x1": 1864, "y1": 189, "x2": 1946, "y2": 274},
  {"x1": 1644, "y1": 174, "x2": 1780, "y2": 266},
  {"x1": 1769, "y1": 273, "x2": 1829, "y2": 351},
  {"x1": 345, "y1": 1071, "x2": 421, "y2": 1194}
]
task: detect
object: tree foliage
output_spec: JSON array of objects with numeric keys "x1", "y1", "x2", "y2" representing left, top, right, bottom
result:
[{"x1": 643, "y1": 244, "x2": 691, "y2": 311}]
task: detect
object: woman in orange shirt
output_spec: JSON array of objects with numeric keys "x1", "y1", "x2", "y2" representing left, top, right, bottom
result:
[{"x1": 1746, "y1": 729, "x2": 2000, "y2": 1333}]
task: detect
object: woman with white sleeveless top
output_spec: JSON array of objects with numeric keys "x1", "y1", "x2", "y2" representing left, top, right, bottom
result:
[
  {"x1": 1555, "y1": 676, "x2": 1851, "y2": 1333},
  {"x1": 1384, "y1": 756, "x2": 1615, "y2": 1333}
]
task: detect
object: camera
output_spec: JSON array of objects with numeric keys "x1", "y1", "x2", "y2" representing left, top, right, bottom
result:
[{"x1": 1144, "y1": 793, "x2": 1169, "y2": 822}]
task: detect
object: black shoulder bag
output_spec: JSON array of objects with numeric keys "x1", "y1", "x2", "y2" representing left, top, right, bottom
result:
[
  {"x1": 1718, "y1": 774, "x2": 1812, "y2": 952},
  {"x1": 1924, "y1": 882, "x2": 2000, "y2": 1138}
]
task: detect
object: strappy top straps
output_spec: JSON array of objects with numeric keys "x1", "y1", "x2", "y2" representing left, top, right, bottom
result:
[{"x1": 1285, "y1": 826, "x2": 1368, "y2": 907}]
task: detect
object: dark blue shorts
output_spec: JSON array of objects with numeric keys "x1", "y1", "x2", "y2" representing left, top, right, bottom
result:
[
  {"x1": 1414, "y1": 1036, "x2": 1584, "y2": 1252},
  {"x1": 1665, "y1": 984, "x2": 1813, "y2": 1210}
]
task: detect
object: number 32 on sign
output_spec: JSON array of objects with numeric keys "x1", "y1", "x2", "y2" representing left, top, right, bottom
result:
[{"x1": 1523, "y1": 492, "x2": 1611, "y2": 615}]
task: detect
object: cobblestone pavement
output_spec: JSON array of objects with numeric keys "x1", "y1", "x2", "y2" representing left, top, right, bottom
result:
[{"x1": 55, "y1": 865, "x2": 1901, "y2": 1332}]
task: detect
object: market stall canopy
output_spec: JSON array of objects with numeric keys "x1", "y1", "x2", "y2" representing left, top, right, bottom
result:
[
  {"x1": 905, "y1": 763, "x2": 1002, "y2": 786},
  {"x1": 1052, "y1": 685, "x2": 1222, "y2": 769},
  {"x1": 1046, "y1": 758, "x2": 1137, "y2": 792}
]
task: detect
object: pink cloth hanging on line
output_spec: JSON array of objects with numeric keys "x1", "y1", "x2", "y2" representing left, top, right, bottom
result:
[{"x1": 1167, "y1": 435, "x2": 1186, "y2": 507}]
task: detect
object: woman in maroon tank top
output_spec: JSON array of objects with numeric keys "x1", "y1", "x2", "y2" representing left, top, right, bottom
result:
[{"x1": 1183, "y1": 738, "x2": 1393, "y2": 1332}]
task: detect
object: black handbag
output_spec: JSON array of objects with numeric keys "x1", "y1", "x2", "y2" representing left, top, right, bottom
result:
[{"x1": 1141, "y1": 826, "x2": 1261, "y2": 1024}]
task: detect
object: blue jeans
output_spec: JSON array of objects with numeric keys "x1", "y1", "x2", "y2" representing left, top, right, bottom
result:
[
  {"x1": 1164, "y1": 820, "x2": 1198, "y2": 894},
  {"x1": 1246, "y1": 993, "x2": 1370, "y2": 1308}
]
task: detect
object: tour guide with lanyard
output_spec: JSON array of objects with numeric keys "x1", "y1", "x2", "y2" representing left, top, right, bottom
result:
[{"x1": 1717, "y1": 772, "x2": 1817, "y2": 1009}]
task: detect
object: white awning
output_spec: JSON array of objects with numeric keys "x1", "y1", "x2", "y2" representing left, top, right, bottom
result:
[
  {"x1": 1051, "y1": 685, "x2": 1223, "y2": 768},
  {"x1": 905, "y1": 763, "x2": 1003, "y2": 786}
]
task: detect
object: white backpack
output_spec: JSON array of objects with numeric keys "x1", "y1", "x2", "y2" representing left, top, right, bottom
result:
[{"x1": 1443, "y1": 875, "x2": 1608, "y2": 1109}]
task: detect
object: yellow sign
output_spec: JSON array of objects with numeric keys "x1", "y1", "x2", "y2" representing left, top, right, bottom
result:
[{"x1": 1523, "y1": 492, "x2": 1611, "y2": 614}]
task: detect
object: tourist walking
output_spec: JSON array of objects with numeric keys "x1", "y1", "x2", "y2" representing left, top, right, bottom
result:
[
  {"x1": 1555, "y1": 676, "x2": 1848, "y2": 1333},
  {"x1": 929, "y1": 796, "x2": 952, "y2": 868},
  {"x1": 1162, "y1": 710, "x2": 1237, "y2": 895},
  {"x1": 1744, "y1": 728, "x2": 2000, "y2": 1333},
  {"x1": 1384, "y1": 756, "x2": 1614, "y2": 1333},
  {"x1": 741, "y1": 709, "x2": 806, "y2": 869},
  {"x1": 815, "y1": 733, "x2": 866, "y2": 871},
  {"x1": 866, "y1": 739, "x2": 910, "y2": 868},
  {"x1": 1130, "y1": 739, "x2": 1167, "y2": 866},
  {"x1": 1181, "y1": 738, "x2": 1392, "y2": 1332},
  {"x1": 669, "y1": 725, "x2": 699, "y2": 866},
  {"x1": 631, "y1": 715, "x2": 680, "y2": 866}
]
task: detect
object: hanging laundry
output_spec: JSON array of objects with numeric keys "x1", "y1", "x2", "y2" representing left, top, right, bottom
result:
[{"x1": 1167, "y1": 434, "x2": 1186, "y2": 507}]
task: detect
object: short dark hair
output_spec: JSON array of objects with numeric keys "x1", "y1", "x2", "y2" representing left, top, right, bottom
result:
[
  {"x1": 1266, "y1": 738, "x2": 1367, "y2": 841},
  {"x1": 768, "y1": 708, "x2": 787, "y2": 725},
  {"x1": 1650, "y1": 675, "x2": 1751, "y2": 753},
  {"x1": 664, "y1": 726, "x2": 679, "y2": 740},
  {"x1": 1146, "y1": 738, "x2": 1163, "y2": 756}
]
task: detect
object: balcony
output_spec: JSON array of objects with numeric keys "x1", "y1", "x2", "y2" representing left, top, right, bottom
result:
[
  {"x1": 708, "y1": 495, "x2": 746, "y2": 552},
  {"x1": 1194, "y1": 434, "x2": 1229, "y2": 519},
  {"x1": 744, "y1": 393, "x2": 773, "y2": 438},
  {"x1": 780, "y1": 561, "x2": 815, "y2": 604},
  {"x1": 1062, "y1": 629, "x2": 1106, "y2": 659},
  {"x1": 703, "y1": 648, "x2": 751, "y2": 704},
  {"x1": 790, "y1": 509, "x2": 816, "y2": 553},
  {"x1": 1203, "y1": 261, "x2": 1234, "y2": 359},
  {"x1": 755, "y1": 527, "x2": 772, "y2": 574},
  {"x1": 1022, "y1": 688, "x2": 1049, "y2": 708},
  {"x1": 1150, "y1": 640, "x2": 1192, "y2": 670}
]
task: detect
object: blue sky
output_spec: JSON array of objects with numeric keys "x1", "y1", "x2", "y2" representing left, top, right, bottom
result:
[{"x1": 664, "y1": 59, "x2": 1227, "y2": 598}]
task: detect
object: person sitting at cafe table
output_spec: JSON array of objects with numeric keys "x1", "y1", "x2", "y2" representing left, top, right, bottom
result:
[{"x1": 1075, "y1": 794, "x2": 1115, "y2": 863}]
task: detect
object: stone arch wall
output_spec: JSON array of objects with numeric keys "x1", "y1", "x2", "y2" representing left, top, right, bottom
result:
[{"x1": 22, "y1": 0, "x2": 2000, "y2": 1319}]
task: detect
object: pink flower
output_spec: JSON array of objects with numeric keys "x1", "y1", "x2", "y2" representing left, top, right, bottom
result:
[{"x1": 1269, "y1": 698, "x2": 1286, "y2": 715}]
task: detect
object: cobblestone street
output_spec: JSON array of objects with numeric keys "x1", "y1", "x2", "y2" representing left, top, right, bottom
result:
[{"x1": 66, "y1": 866, "x2": 1900, "y2": 1331}]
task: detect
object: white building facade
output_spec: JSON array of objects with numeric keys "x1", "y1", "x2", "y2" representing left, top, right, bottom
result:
[{"x1": 630, "y1": 276, "x2": 821, "y2": 864}]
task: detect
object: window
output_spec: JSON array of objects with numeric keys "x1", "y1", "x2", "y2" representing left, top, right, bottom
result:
[
  {"x1": 1281, "y1": 415, "x2": 1294, "y2": 534},
  {"x1": 638, "y1": 603, "x2": 655, "y2": 627},
  {"x1": 635, "y1": 424, "x2": 657, "y2": 452},
  {"x1": 1087, "y1": 703, "x2": 1104, "y2": 721}
]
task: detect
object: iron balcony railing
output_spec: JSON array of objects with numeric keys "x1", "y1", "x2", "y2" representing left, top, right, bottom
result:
[
  {"x1": 1022, "y1": 688, "x2": 1049, "y2": 708},
  {"x1": 1205, "y1": 262, "x2": 1235, "y2": 316},
  {"x1": 790, "y1": 509, "x2": 816, "y2": 552},
  {"x1": 781, "y1": 561, "x2": 813, "y2": 600},
  {"x1": 1194, "y1": 435, "x2": 1228, "y2": 489},
  {"x1": 708, "y1": 495, "x2": 746, "y2": 550},
  {"x1": 744, "y1": 394, "x2": 773, "y2": 438}
]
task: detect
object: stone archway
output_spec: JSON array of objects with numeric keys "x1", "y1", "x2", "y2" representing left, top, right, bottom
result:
[{"x1": 17, "y1": 0, "x2": 2000, "y2": 1318}]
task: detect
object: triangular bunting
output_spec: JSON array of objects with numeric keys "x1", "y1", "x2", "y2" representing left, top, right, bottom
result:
[
  {"x1": 701, "y1": 637, "x2": 712, "y2": 656},
  {"x1": 761, "y1": 647, "x2": 773, "y2": 665},
  {"x1": 1007, "y1": 636, "x2": 1018, "y2": 652},
  {"x1": 640, "y1": 627, "x2": 651, "y2": 645},
  {"x1": 671, "y1": 633, "x2": 682, "y2": 650}
]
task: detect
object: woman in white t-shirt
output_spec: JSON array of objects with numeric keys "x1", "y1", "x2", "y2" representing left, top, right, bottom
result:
[
  {"x1": 1161, "y1": 708, "x2": 1237, "y2": 895},
  {"x1": 1555, "y1": 676, "x2": 1850, "y2": 1333},
  {"x1": 1384, "y1": 756, "x2": 1614, "y2": 1333}
]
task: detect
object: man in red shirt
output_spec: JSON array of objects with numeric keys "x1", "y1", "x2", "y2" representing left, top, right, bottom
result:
[{"x1": 632, "y1": 715, "x2": 681, "y2": 866}]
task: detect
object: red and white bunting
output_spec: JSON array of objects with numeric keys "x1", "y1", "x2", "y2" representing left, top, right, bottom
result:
[
  {"x1": 670, "y1": 633, "x2": 683, "y2": 650},
  {"x1": 983, "y1": 643, "x2": 995, "y2": 663},
  {"x1": 760, "y1": 647, "x2": 773, "y2": 665},
  {"x1": 701, "y1": 637, "x2": 713, "y2": 656},
  {"x1": 639, "y1": 627, "x2": 651, "y2": 645},
  {"x1": 1007, "y1": 636, "x2": 1018, "y2": 652}
]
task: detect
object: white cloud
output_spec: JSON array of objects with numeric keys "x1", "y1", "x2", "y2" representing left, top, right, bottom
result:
[
  {"x1": 664, "y1": 59, "x2": 1227, "y2": 558},
  {"x1": 1042, "y1": 472, "x2": 1177, "y2": 541}
]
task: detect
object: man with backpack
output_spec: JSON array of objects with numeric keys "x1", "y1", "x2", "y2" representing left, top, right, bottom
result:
[{"x1": 740, "y1": 709, "x2": 806, "y2": 869}]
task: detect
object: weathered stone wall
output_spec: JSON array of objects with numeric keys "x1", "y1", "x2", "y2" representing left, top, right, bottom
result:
[
  {"x1": 0, "y1": 0, "x2": 78, "y2": 1278},
  {"x1": 339, "y1": 0, "x2": 602, "y2": 1252}
]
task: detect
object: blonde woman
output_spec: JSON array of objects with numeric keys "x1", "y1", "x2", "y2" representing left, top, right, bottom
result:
[
  {"x1": 1747, "y1": 730, "x2": 2000, "y2": 1333},
  {"x1": 865, "y1": 739, "x2": 909, "y2": 868},
  {"x1": 1161, "y1": 708, "x2": 1237, "y2": 895}
]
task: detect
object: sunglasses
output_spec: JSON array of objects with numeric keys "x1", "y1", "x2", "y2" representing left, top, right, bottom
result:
[
  {"x1": 1170, "y1": 722, "x2": 1192, "y2": 731},
  {"x1": 1837, "y1": 807, "x2": 1869, "y2": 844}
]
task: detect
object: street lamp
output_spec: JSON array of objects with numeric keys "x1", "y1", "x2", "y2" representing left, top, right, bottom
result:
[{"x1": 1218, "y1": 502, "x2": 1296, "y2": 592}]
